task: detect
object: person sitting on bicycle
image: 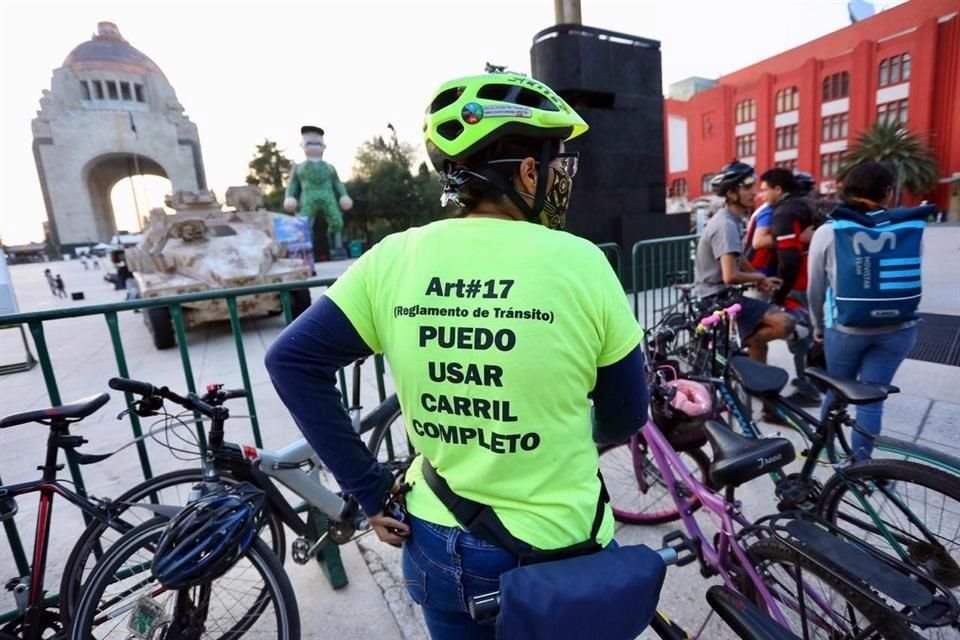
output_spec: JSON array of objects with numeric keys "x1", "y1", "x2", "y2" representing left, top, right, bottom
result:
[
  {"x1": 265, "y1": 70, "x2": 649, "y2": 638},
  {"x1": 693, "y1": 161, "x2": 794, "y2": 369}
]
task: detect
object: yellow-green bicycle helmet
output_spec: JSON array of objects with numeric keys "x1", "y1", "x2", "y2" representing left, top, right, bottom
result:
[{"x1": 424, "y1": 72, "x2": 588, "y2": 170}]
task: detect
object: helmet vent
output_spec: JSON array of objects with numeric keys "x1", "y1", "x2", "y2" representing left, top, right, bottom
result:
[
  {"x1": 429, "y1": 87, "x2": 464, "y2": 113},
  {"x1": 436, "y1": 120, "x2": 464, "y2": 141},
  {"x1": 477, "y1": 84, "x2": 560, "y2": 112}
]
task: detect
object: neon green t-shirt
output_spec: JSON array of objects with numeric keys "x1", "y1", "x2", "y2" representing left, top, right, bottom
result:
[{"x1": 326, "y1": 217, "x2": 642, "y2": 550}]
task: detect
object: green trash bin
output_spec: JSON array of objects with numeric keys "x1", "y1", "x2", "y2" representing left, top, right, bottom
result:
[{"x1": 348, "y1": 240, "x2": 365, "y2": 258}]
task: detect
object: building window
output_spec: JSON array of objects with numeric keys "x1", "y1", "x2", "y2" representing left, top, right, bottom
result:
[
  {"x1": 821, "y1": 113, "x2": 849, "y2": 141},
  {"x1": 775, "y1": 124, "x2": 798, "y2": 150},
  {"x1": 889, "y1": 56, "x2": 901, "y2": 85},
  {"x1": 736, "y1": 133, "x2": 756, "y2": 158},
  {"x1": 701, "y1": 173, "x2": 715, "y2": 194},
  {"x1": 735, "y1": 98, "x2": 756, "y2": 124},
  {"x1": 120, "y1": 81, "x2": 132, "y2": 101},
  {"x1": 134, "y1": 84, "x2": 145, "y2": 102},
  {"x1": 822, "y1": 72, "x2": 850, "y2": 101},
  {"x1": 879, "y1": 53, "x2": 911, "y2": 87},
  {"x1": 776, "y1": 86, "x2": 799, "y2": 113},
  {"x1": 774, "y1": 159, "x2": 798, "y2": 170},
  {"x1": 92, "y1": 80, "x2": 104, "y2": 99},
  {"x1": 669, "y1": 178, "x2": 688, "y2": 198},
  {"x1": 877, "y1": 99, "x2": 909, "y2": 126},
  {"x1": 106, "y1": 81, "x2": 119, "y2": 100},
  {"x1": 80, "y1": 81, "x2": 91, "y2": 100},
  {"x1": 821, "y1": 152, "x2": 844, "y2": 178}
]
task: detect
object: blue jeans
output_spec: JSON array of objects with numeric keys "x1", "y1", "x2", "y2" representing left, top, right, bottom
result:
[
  {"x1": 822, "y1": 325, "x2": 917, "y2": 459},
  {"x1": 402, "y1": 515, "x2": 521, "y2": 639}
]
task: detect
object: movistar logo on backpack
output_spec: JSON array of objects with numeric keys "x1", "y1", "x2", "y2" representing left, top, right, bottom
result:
[{"x1": 830, "y1": 206, "x2": 931, "y2": 328}]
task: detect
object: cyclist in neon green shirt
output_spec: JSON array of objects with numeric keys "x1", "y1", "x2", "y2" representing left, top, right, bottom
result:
[{"x1": 266, "y1": 71, "x2": 649, "y2": 638}]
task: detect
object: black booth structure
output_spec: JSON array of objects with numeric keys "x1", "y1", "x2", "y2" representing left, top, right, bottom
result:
[{"x1": 531, "y1": 24, "x2": 688, "y2": 255}]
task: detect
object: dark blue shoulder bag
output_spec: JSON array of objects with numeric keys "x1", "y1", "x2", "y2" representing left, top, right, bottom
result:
[{"x1": 422, "y1": 459, "x2": 667, "y2": 640}]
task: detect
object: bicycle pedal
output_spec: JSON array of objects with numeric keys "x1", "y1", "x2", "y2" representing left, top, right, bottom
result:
[
  {"x1": 661, "y1": 530, "x2": 697, "y2": 567},
  {"x1": 291, "y1": 538, "x2": 312, "y2": 565}
]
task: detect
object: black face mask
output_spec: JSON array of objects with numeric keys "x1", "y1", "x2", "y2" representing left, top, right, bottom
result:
[{"x1": 537, "y1": 166, "x2": 573, "y2": 230}]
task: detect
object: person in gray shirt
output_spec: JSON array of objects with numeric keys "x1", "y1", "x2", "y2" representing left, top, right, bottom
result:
[
  {"x1": 694, "y1": 162, "x2": 794, "y2": 366},
  {"x1": 807, "y1": 161, "x2": 919, "y2": 459}
]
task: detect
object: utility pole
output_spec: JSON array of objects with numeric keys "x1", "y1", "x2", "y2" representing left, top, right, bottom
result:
[{"x1": 554, "y1": 0, "x2": 582, "y2": 24}]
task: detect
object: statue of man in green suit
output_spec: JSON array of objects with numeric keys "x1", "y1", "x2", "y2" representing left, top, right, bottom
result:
[{"x1": 284, "y1": 125, "x2": 353, "y2": 258}]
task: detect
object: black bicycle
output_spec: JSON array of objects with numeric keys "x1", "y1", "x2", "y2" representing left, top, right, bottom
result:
[{"x1": 64, "y1": 369, "x2": 410, "y2": 638}]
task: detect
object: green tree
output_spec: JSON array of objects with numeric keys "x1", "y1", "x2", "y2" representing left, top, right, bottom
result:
[
  {"x1": 246, "y1": 139, "x2": 293, "y2": 211},
  {"x1": 345, "y1": 125, "x2": 447, "y2": 241},
  {"x1": 838, "y1": 122, "x2": 938, "y2": 204}
]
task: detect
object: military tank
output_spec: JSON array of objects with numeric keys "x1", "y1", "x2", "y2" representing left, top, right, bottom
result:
[{"x1": 125, "y1": 187, "x2": 313, "y2": 349}]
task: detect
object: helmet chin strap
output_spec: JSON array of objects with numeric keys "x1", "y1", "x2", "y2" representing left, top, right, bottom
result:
[{"x1": 476, "y1": 141, "x2": 553, "y2": 223}]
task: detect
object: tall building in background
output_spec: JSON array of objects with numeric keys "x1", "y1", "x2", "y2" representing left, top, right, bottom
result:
[
  {"x1": 32, "y1": 22, "x2": 206, "y2": 254},
  {"x1": 664, "y1": 0, "x2": 960, "y2": 217}
]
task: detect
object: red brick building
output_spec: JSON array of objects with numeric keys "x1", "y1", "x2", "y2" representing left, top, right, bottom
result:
[{"x1": 664, "y1": 0, "x2": 960, "y2": 216}]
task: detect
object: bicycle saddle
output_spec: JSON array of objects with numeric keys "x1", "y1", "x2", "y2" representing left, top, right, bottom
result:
[
  {"x1": 704, "y1": 421, "x2": 795, "y2": 488},
  {"x1": 729, "y1": 356, "x2": 789, "y2": 396},
  {"x1": 805, "y1": 368, "x2": 898, "y2": 405},
  {"x1": 0, "y1": 393, "x2": 109, "y2": 429},
  {"x1": 706, "y1": 586, "x2": 802, "y2": 640}
]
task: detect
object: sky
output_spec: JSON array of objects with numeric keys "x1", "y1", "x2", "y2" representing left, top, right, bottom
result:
[{"x1": 0, "y1": 0, "x2": 905, "y2": 245}]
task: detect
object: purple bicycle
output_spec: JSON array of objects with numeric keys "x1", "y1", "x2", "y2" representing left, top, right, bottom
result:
[{"x1": 600, "y1": 389, "x2": 956, "y2": 638}]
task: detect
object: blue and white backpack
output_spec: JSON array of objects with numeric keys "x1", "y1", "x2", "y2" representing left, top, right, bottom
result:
[{"x1": 829, "y1": 204, "x2": 934, "y2": 328}]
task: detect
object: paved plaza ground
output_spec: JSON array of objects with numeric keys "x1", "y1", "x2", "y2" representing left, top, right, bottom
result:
[{"x1": 2, "y1": 225, "x2": 958, "y2": 638}]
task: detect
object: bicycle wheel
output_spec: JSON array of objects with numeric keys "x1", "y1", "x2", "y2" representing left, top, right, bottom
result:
[
  {"x1": 598, "y1": 436, "x2": 710, "y2": 525},
  {"x1": 818, "y1": 459, "x2": 960, "y2": 638},
  {"x1": 60, "y1": 469, "x2": 286, "y2": 625},
  {"x1": 747, "y1": 538, "x2": 910, "y2": 639},
  {"x1": 364, "y1": 395, "x2": 415, "y2": 475},
  {"x1": 70, "y1": 517, "x2": 299, "y2": 640}
]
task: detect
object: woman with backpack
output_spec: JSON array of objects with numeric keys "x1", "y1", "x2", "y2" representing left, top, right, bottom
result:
[{"x1": 807, "y1": 161, "x2": 930, "y2": 459}]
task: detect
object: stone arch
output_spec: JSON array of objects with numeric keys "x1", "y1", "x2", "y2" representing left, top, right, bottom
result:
[{"x1": 82, "y1": 152, "x2": 168, "y2": 241}]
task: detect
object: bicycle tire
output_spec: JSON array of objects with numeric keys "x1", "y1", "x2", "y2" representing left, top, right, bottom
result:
[
  {"x1": 598, "y1": 438, "x2": 710, "y2": 525},
  {"x1": 59, "y1": 469, "x2": 286, "y2": 626},
  {"x1": 70, "y1": 517, "x2": 299, "y2": 640},
  {"x1": 364, "y1": 396, "x2": 415, "y2": 475},
  {"x1": 817, "y1": 458, "x2": 960, "y2": 635},
  {"x1": 747, "y1": 538, "x2": 910, "y2": 639}
]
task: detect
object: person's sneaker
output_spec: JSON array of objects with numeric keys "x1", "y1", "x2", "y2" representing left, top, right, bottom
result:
[{"x1": 785, "y1": 390, "x2": 821, "y2": 408}]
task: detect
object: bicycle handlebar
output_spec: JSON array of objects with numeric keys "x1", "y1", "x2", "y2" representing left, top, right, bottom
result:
[
  {"x1": 698, "y1": 303, "x2": 742, "y2": 327},
  {"x1": 109, "y1": 377, "x2": 216, "y2": 417},
  {"x1": 108, "y1": 377, "x2": 155, "y2": 397}
]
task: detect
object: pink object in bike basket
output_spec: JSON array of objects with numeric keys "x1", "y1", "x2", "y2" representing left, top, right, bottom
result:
[{"x1": 667, "y1": 379, "x2": 712, "y2": 416}]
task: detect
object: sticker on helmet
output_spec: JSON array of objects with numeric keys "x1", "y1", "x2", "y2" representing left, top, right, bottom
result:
[
  {"x1": 483, "y1": 105, "x2": 533, "y2": 119},
  {"x1": 461, "y1": 102, "x2": 484, "y2": 124}
]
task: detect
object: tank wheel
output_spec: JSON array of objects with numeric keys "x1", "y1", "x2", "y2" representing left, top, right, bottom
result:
[{"x1": 144, "y1": 306, "x2": 176, "y2": 350}]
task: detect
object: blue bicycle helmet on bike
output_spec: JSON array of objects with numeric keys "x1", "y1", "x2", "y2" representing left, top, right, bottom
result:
[{"x1": 152, "y1": 483, "x2": 265, "y2": 590}]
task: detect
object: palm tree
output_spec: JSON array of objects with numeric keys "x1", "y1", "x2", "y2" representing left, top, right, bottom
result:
[{"x1": 838, "y1": 121, "x2": 938, "y2": 205}]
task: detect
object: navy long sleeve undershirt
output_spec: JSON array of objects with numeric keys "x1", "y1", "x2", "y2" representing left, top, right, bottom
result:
[{"x1": 265, "y1": 296, "x2": 648, "y2": 514}]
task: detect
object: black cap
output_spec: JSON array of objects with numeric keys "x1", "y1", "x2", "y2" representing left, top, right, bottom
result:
[{"x1": 300, "y1": 125, "x2": 325, "y2": 136}]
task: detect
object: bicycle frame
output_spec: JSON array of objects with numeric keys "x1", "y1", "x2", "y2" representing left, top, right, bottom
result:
[
  {"x1": 0, "y1": 434, "x2": 134, "y2": 635},
  {"x1": 640, "y1": 420, "x2": 868, "y2": 636},
  {"x1": 704, "y1": 355, "x2": 956, "y2": 564},
  {"x1": 638, "y1": 420, "x2": 789, "y2": 627}
]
